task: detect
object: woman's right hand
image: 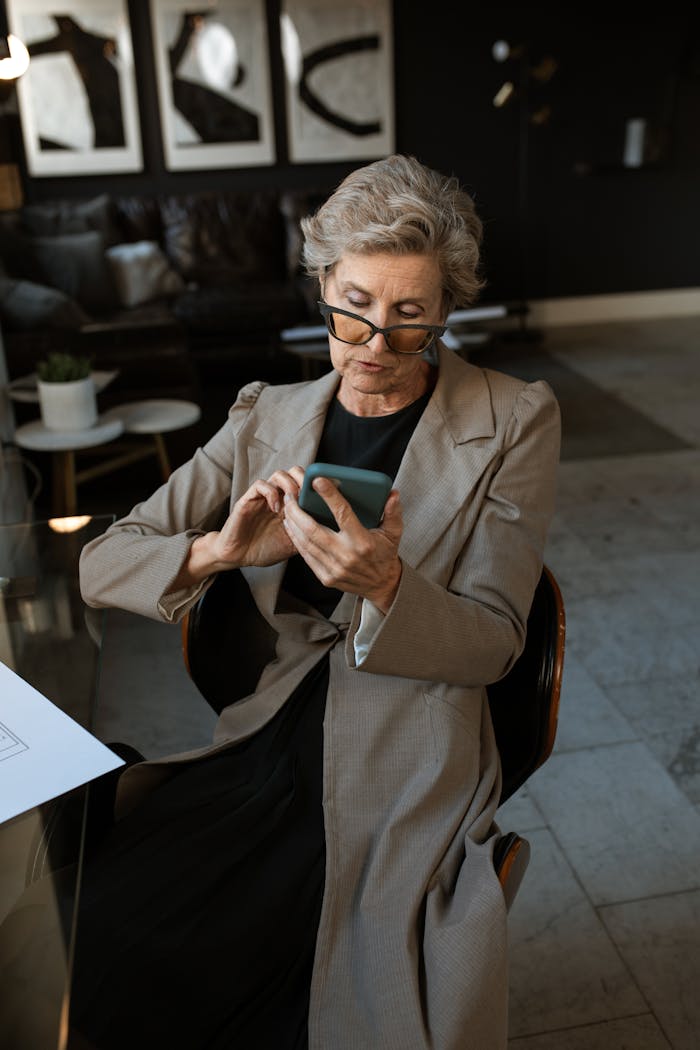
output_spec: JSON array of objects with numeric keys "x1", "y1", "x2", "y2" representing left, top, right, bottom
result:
[{"x1": 171, "y1": 468, "x2": 304, "y2": 589}]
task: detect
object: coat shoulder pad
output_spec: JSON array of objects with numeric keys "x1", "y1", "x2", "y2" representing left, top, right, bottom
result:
[{"x1": 237, "y1": 380, "x2": 269, "y2": 406}]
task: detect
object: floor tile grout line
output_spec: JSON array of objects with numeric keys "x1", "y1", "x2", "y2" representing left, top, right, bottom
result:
[
  {"x1": 595, "y1": 884, "x2": 700, "y2": 913},
  {"x1": 507, "y1": 1009, "x2": 674, "y2": 1047},
  {"x1": 529, "y1": 818, "x2": 664, "y2": 1032}
]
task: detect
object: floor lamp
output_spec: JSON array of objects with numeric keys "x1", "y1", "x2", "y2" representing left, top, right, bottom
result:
[
  {"x1": 492, "y1": 39, "x2": 557, "y2": 342},
  {"x1": 0, "y1": 33, "x2": 29, "y2": 210}
]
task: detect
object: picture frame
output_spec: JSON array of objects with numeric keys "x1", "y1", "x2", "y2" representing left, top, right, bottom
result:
[
  {"x1": 280, "y1": 0, "x2": 395, "y2": 164},
  {"x1": 5, "y1": 0, "x2": 143, "y2": 177},
  {"x1": 149, "y1": 0, "x2": 275, "y2": 171}
]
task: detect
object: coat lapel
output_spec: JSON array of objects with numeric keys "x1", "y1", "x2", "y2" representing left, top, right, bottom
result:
[
  {"x1": 252, "y1": 368, "x2": 340, "y2": 456},
  {"x1": 242, "y1": 369, "x2": 341, "y2": 618},
  {"x1": 394, "y1": 344, "x2": 497, "y2": 569}
]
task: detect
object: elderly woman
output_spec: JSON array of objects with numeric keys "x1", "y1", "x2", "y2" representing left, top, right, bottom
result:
[{"x1": 22, "y1": 155, "x2": 560, "y2": 1049}]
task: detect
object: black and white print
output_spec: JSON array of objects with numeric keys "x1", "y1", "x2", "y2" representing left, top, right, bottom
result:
[
  {"x1": 150, "y1": 0, "x2": 275, "y2": 170},
  {"x1": 280, "y1": 0, "x2": 394, "y2": 163},
  {"x1": 6, "y1": 0, "x2": 142, "y2": 176}
]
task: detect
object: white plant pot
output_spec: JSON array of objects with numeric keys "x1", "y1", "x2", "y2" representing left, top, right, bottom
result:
[{"x1": 37, "y1": 375, "x2": 98, "y2": 431}]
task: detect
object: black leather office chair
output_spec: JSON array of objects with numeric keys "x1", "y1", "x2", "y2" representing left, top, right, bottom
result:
[{"x1": 182, "y1": 565, "x2": 566, "y2": 909}]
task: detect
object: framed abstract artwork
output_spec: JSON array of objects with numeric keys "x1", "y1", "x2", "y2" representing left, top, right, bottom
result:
[
  {"x1": 280, "y1": 0, "x2": 395, "y2": 164},
  {"x1": 5, "y1": 0, "x2": 142, "y2": 176},
  {"x1": 149, "y1": 0, "x2": 275, "y2": 170}
]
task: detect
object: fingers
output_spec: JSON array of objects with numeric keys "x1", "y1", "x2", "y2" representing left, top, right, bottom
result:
[
  {"x1": 239, "y1": 468, "x2": 304, "y2": 515},
  {"x1": 268, "y1": 466, "x2": 305, "y2": 496},
  {"x1": 282, "y1": 480, "x2": 403, "y2": 598},
  {"x1": 379, "y1": 489, "x2": 403, "y2": 540},
  {"x1": 309, "y1": 476, "x2": 359, "y2": 532},
  {"x1": 307, "y1": 480, "x2": 403, "y2": 539}
]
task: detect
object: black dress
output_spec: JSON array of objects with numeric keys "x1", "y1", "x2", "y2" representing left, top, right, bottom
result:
[{"x1": 2, "y1": 393, "x2": 430, "y2": 1050}]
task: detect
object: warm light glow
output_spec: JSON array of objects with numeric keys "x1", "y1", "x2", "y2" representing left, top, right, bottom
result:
[
  {"x1": 492, "y1": 39, "x2": 510, "y2": 63},
  {"x1": 196, "y1": 21, "x2": 239, "y2": 92},
  {"x1": 493, "y1": 81, "x2": 515, "y2": 107},
  {"x1": 280, "y1": 13, "x2": 302, "y2": 85},
  {"x1": 531, "y1": 104, "x2": 552, "y2": 126},
  {"x1": 0, "y1": 35, "x2": 30, "y2": 81},
  {"x1": 48, "y1": 515, "x2": 93, "y2": 534},
  {"x1": 531, "y1": 56, "x2": 558, "y2": 83}
]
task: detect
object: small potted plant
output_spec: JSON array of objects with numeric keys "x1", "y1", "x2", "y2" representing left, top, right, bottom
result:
[{"x1": 36, "y1": 351, "x2": 97, "y2": 431}]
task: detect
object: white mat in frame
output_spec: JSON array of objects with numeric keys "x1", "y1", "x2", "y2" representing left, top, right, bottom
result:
[
  {"x1": 280, "y1": 0, "x2": 395, "y2": 164},
  {"x1": 6, "y1": 0, "x2": 142, "y2": 176},
  {"x1": 149, "y1": 0, "x2": 275, "y2": 170}
]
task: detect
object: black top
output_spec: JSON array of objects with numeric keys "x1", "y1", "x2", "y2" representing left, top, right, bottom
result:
[
  {"x1": 282, "y1": 391, "x2": 431, "y2": 618},
  {"x1": 316, "y1": 391, "x2": 431, "y2": 479}
]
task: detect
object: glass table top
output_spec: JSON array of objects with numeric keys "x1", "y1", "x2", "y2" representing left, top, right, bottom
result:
[{"x1": 0, "y1": 514, "x2": 114, "y2": 1050}]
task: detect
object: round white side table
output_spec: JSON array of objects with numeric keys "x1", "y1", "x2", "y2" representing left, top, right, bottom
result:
[
  {"x1": 14, "y1": 400, "x2": 201, "y2": 516},
  {"x1": 14, "y1": 417, "x2": 125, "y2": 516},
  {"x1": 102, "y1": 399, "x2": 201, "y2": 480}
]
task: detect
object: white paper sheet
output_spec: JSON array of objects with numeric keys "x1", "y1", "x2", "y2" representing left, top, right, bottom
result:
[{"x1": 0, "y1": 660, "x2": 125, "y2": 824}]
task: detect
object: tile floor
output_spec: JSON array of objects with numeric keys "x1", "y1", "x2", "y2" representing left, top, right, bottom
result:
[
  {"x1": 500, "y1": 316, "x2": 700, "y2": 1049},
  {"x1": 90, "y1": 314, "x2": 700, "y2": 1049}
]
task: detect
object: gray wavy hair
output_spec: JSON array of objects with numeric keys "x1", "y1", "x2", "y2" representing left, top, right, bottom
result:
[{"x1": 301, "y1": 154, "x2": 484, "y2": 314}]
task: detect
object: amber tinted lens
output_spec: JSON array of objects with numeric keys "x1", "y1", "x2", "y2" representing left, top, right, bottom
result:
[
  {"x1": 326, "y1": 309, "x2": 436, "y2": 353},
  {"x1": 328, "y1": 311, "x2": 374, "y2": 344},
  {"x1": 385, "y1": 327, "x2": 434, "y2": 353}
]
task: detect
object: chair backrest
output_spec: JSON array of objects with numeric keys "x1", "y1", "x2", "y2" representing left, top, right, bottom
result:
[
  {"x1": 488, "y1": 566, "x2": 565, "y2": 802},
  {"x1": 182, "y1": 565, "x2": 565, "y2": 806},
  {"x1": 182, "y1": 568, "x2": 277, "y2": 711}
]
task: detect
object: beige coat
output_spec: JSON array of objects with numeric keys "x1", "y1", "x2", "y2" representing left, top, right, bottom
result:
[{"x1": 79, "y1": 343, "x2": 561, "y2": 1050}]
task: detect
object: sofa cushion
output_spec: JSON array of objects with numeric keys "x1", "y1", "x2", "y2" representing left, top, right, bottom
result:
[
  {"x1": 279, "y1": 188, "x2": 327, "y2": 278},
  {"x1": 29, "y1": 230, "x2": 119, "y2": 313},
  {"x1": 106, "y1": 240, "x2": 185, "y2": 308},
  {"x1": 0, "y1": 276, "x2": 89, "y2": 330},
  {"x1": 172, "y1": 283, "x2": 305, "y2": 336},
  {"x1": 114, "y1": 195, "x2": 164, "y2": 245},
  {"x1": 20, "y1": 193, "x2": 122, "y2": 246},
  {"x1": 159, "y1": 191, "x2": 288, "y2": 285}
]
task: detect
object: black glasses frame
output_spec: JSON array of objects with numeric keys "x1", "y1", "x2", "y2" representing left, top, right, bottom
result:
[{"x1": 317, "y1": 301, "x2": 446, "y2": 355}]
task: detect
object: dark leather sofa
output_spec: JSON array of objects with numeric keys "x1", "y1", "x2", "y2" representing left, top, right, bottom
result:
[{"x1": 0, "y1": 186, "x2": 325, "y2": 413}]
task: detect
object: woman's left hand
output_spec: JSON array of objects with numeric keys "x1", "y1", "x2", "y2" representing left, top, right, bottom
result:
[{"x1": 283, "y1": 477, "x2": 403, "y2": 613}]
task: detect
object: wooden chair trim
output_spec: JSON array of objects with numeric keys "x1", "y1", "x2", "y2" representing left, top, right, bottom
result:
[
  {"x1": 495, "y1": 832, "x2": 531, "y2": 912},
  {"x1": 181, "y1": 612, "x2": 192, "y2": 679},
  {"x1": 539, "y1": 564, "x2": 566, "y2": 768}
]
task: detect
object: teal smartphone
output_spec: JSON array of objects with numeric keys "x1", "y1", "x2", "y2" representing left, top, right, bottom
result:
[{"x1": 298, "y1": 463, "x2": 393, "y2": 530}]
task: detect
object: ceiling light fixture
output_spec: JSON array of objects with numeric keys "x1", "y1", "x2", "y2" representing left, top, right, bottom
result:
[{"x1": 0, "y1": 35, "x2": 30, "y2": 81}]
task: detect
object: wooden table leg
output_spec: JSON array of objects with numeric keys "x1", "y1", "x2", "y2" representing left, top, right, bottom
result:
[
  {"x1": 64, "y1": 451, "x2": 77, "y2": 515},
  {"x1": 53, "y1": 451, "x2": 77, "y2": 516},
  {"x1": 153, "y1": 433, "x2": 171, "y2": 481}
]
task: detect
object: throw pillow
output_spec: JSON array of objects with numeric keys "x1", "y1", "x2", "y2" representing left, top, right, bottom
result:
[
  {"x1": 29, "y1": 230, "x2": 119, "y2": 313},
  {"x1": 0, "y1": 276, "x2": 90, "y2": 330},
  {"x1": 106, "y1": 240, "x2": 185, "y2": 308}
]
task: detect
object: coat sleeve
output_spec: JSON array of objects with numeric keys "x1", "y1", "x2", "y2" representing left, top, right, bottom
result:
[
  {"x1": 345, "y1": 380, "x2": 561, "y2": 688},
  {"x1": 78, "y1": 382, "x2": 266, "y2": 622}
]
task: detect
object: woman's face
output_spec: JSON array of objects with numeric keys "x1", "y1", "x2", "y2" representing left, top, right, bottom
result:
[{"x1": 321, "y1": 251, "x2": 445, "y2": 416}]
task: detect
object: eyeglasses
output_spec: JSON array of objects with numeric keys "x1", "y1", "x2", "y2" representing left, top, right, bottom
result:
[{"x1": 317, "y1": 301, "x2": 446, "y2": 355}]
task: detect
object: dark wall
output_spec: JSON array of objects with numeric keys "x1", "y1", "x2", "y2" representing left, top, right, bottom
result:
[{"x1": 2, "y1": 2, "x2": 699, "y2": 303}]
